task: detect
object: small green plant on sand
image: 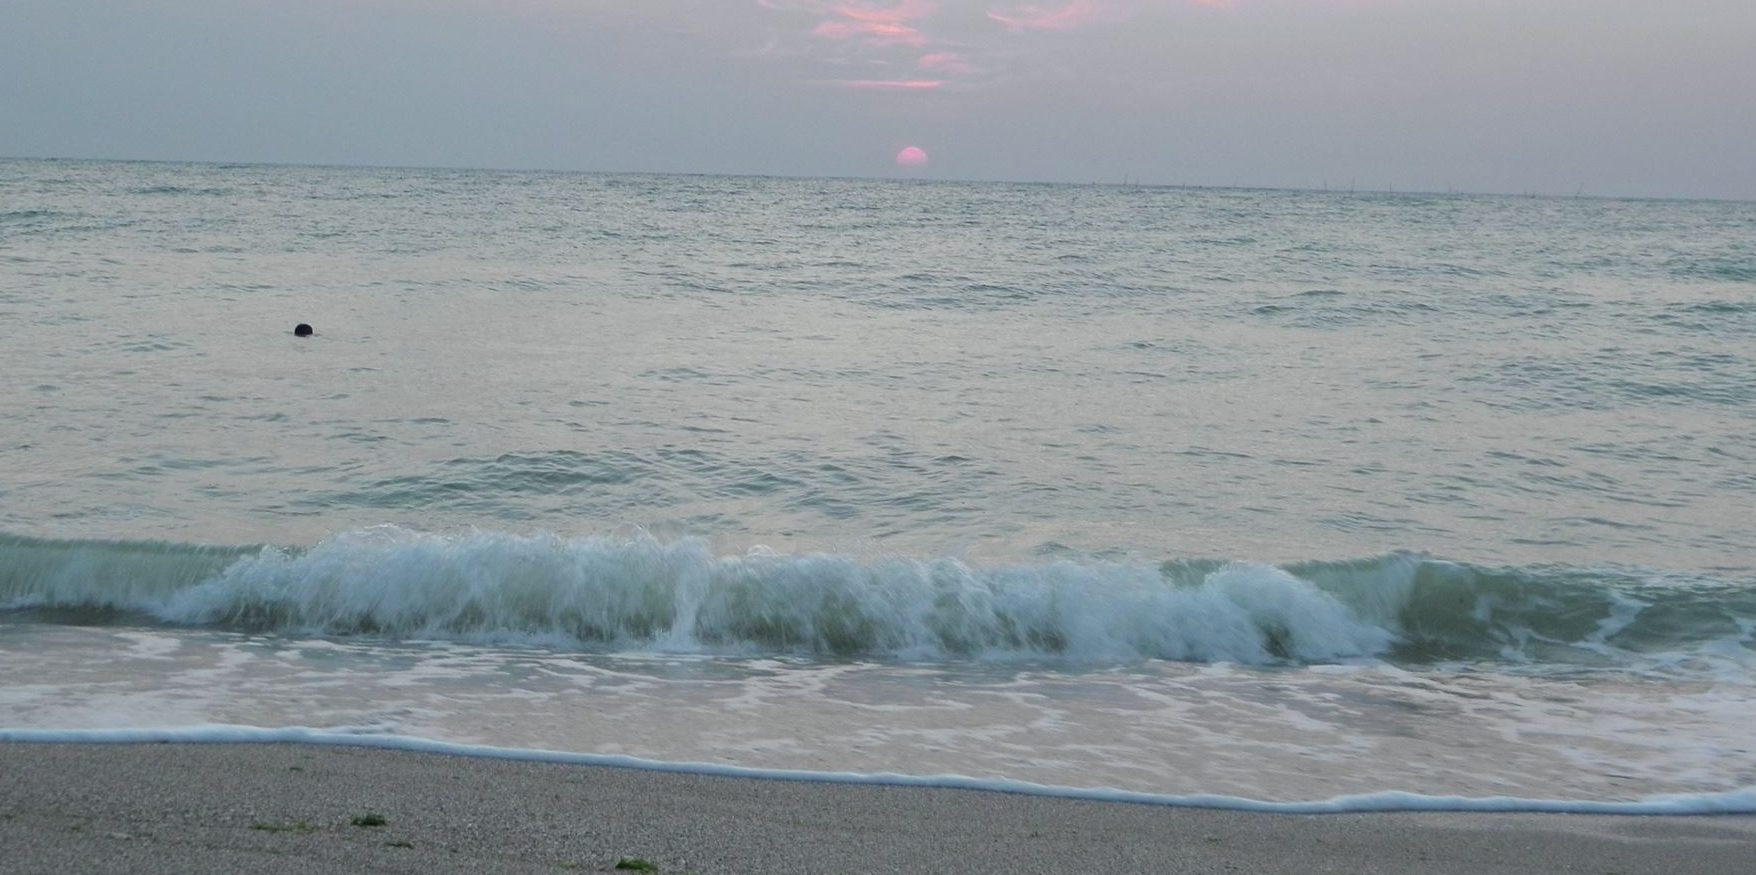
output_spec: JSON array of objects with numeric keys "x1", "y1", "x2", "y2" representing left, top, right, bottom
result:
[
  {"x1": 614, "y1": 858, "x2": 659, "y2": 872},
  {"x1": 351, "y1": 813, "x2": 388, "y2": 828},
  {"x1": 251, "y1": 820, "x2": 317, "y2": 834}
]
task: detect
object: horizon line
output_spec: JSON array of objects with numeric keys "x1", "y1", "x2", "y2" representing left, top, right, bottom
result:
[{"x1": 3, "y1": 153, "x2": 1748, "y2": 206}]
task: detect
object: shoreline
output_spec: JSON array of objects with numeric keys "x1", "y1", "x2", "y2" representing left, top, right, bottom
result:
[{"x1": 4, "y1": 743, "x2": 1754, "y2": 874}]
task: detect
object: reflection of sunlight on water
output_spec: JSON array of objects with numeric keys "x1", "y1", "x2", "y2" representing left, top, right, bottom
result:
[{"x1": 3, "y1": 623, "x2": 1754, "y2": 801}]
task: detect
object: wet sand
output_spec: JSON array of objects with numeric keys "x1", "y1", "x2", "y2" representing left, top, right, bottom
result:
[{"x1": 2, "y1": 742, "x2": 1752, "y2": 874}]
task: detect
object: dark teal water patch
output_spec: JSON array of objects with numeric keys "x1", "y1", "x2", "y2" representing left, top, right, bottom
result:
[
  {"x1": 1463, "y1": 348, "x2": 1756, "y2": 412},
  {"x1": 0, "y1": 208, "x2": 65, "y2": 223},
  {"x1": 129, "y1": 184, "x2": 236, "y2": 196},
  {"x1": 1668, "y1": 255, "x2": 1756, "y2": 284}
]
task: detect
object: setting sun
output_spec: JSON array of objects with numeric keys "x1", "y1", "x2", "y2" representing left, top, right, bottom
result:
[{"x1": 895, "y1": 145, "x2": 928, "y2": 169}]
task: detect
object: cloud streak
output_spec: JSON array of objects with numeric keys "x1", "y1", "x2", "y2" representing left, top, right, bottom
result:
[
  {"x1": 807, "y1": 1, "x2": 935, "y2": 47},
  {"x1": 838, "y1": 78, "x2": 946, "y2": 90},
  {"x1": 986, "y1": 1, "x2": 1119, "y2": 32},
  {"x1": 759, "y1": 0, "x2": 1158, "y2": 92},
  {"x1": 917, "y1": 51, "x2": 977, "y2": 74}
]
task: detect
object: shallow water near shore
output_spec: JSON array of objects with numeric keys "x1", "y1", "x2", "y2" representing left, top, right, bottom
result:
[
  {"x1": 3, "y1": 159, "x2": 1754, "y2": 807},
  {"x1": 3, "y1": 619, "x2": 1754, "y2": 805}
]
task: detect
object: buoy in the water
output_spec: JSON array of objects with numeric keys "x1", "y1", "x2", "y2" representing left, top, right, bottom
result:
[{"x1": 293, "y1": 323, "x2": 313, "y2": 337}]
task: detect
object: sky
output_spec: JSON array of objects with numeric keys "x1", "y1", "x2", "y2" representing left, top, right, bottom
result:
[{"x1": 2, "y1": 0, "x2": 1752, "y2": 199}]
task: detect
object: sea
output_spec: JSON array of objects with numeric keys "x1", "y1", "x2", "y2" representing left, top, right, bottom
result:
[{"x1": 3, "y1": 158, "x2": 1754, "y2": 813}]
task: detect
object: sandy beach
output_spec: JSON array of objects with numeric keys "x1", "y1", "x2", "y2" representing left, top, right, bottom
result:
[{"x1": 1, "y1": 743, "x2": 1751, "y2": 874}]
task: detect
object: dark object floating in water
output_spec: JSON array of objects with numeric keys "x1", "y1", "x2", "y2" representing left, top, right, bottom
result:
[{"x1": 293, "y1": 323, "x2": 313, "y2": 337}]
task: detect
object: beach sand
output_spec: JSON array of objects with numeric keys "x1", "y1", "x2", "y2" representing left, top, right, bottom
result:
[{"x1": 2, "y1": 743, "x2": 1752, "y2": 874}]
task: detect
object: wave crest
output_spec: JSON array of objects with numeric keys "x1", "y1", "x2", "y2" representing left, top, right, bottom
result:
[{"x1": 4, "y1": 529, "x2": 1751, "y2": 668}]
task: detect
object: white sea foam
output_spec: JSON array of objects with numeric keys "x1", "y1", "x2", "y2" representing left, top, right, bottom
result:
[
  {"x1": 8, "y1": 528, "x2": 1397, "y2": 663},
  {"x1": 4, "y1": 726, "x2": 1753, "y2": 815},
  {"x1": 4, "y1": 527, "x2": 1752, "y2": 671}
]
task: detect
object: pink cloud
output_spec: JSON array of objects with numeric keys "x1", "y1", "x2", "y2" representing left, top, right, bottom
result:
[
  {"x1": 987, "y1": 0, "x2": 1118, "y2": 31},
  {"x1": 812, "y1": 19, "x2": 928, "y2": 47},
  {"x1": 834, "y1": 0, "x2": 936, "y2": 26},
  {"x1": 917, "y1": 51, "x2": 977, "y2": 74},
  {"x1": 839, "y1": 79, "x2": 945, "y2": 90},
  {"x1": 807, "y1": 1, "x2": 936, "y2": 47},
  {"x1": 763, "y1": 1, "x2": 992, "y2": 87}
]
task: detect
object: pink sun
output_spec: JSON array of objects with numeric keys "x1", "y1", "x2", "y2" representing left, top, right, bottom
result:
[{"x1": 895, "y1": 146, "x2": 929, "y2": 169}]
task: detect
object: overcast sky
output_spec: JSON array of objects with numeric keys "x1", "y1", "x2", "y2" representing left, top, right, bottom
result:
[{"x1": 3, "y1": 0, "x2": 1752, "y2": 198}]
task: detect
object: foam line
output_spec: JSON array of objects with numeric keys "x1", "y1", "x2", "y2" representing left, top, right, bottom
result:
[{"x1": 4, "y1": 726, "x2": 1753, "y2": 815}]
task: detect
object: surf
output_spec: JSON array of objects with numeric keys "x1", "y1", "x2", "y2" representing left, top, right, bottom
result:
[{"x1": 4, "y1": 528, "x2": 1750, "y2": 672}]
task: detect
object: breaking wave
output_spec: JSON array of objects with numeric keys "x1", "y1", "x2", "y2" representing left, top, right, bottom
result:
[{"x1": 3, "y1": 528, "x2": 1751, "y2": 669}]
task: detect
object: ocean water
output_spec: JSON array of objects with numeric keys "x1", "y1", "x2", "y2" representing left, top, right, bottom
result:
[{"x1": 3, "y1": 158, "x2": 1754, "y2": 809}]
